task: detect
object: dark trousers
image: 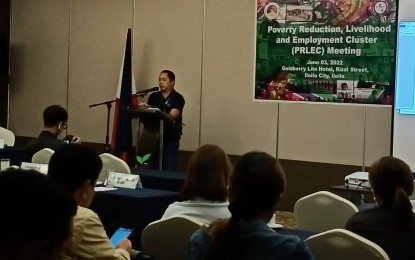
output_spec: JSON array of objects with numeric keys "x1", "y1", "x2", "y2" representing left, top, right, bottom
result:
[
  {"x1": 162, "y1": 140, "x2": 180, "y2": 171},
  {"x1": 149, "y1": 139, "x2": 180, "y2": 171}
]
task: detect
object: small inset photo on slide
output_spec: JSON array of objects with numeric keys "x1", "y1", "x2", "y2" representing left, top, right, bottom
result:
[
  {"x1": 265, "y1": 2, "x2": 280, "y2": 20},
  {"x1": 336, "y1": 80, "x2": 355, "y2": 102}
]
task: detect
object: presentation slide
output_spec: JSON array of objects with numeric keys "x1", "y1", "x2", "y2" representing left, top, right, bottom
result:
[
  {"x1": 395, "y1": 22, "x2": 415, "y2": 115},
  {"x1": 393, "y1": 21, "x2": 415, "y2": 170}
]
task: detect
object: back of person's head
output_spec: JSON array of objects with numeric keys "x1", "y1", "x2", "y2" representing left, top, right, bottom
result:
[
  {"x1": 0, "y1": 168, "x2": 77, "y2": 260},
  {"x1": 369, "y1": 156, "x2": 414, "y2": 226},
  {"x1": 181, "y1": 144, "x2": 232, "y2": 201},
  {"x1": 43, "y1": 105, "x2": 68, "y2": 127},
  {"x1": 205, "y1": 151, "x2": 286, "y2": 258},
  {"x1": 48, "y1": 144, "x2": 102, "y2": 194},
  {"x1": 228, "y1": 151, "x2": 285, "y2": 220}
]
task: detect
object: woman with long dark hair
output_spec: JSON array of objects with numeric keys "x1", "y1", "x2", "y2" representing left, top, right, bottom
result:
[
  {"x1": 162, "y1": 144, "x2": 232, "y2": 225},
  {"x1": 346, "y1": 156, "x2": 415, "y2": 259},
  {"x1": 188, "y1": 151, "x2": 314, "y2": 260}
]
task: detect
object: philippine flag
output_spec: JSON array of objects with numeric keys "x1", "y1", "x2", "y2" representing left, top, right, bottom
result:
[{"x1": 110, "y1": 28, "x2": 138, "y2": 163}]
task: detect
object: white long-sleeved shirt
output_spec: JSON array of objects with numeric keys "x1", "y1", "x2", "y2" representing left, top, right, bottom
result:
[{"x1": 161, "y1": 198, "x2": 231, "y2": 225}]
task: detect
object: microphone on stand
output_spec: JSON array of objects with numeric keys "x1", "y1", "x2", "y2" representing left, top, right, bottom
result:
[{"x1": 136, "y1": 86, "x2": 159, "y2": 95}]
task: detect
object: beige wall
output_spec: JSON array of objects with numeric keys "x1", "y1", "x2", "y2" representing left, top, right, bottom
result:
[
  {"x1": 9, "y1": 0, "x2": 392, "y2": 166},
  {"x1": 10, "y1": 0, "x2": 70, "y2": 135},
  {"x1": 133, "y1": 0, "x2": 204, "y2": 151}
]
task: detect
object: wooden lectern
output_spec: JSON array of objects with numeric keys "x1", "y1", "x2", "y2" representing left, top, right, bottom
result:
[{"x1": 127, "y1": 107, "x2": 174, "y2": 170}]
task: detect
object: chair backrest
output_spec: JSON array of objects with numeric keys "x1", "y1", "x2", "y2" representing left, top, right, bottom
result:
[
  {"x1": 99, "y1": 153, "x2": 131, "y2": 181},
  {"x1": 409, "y1": 180, "x2": 415, "y2": 200},
  {"x1": 0, "y1": 127, "x2": 15, "y2": 146},
  {"x1": 141, "y1": 215, "x2": 204, "y2": 260},
  {"x1": 306, "y1": 228, "x2": 389, "y2": 260},
  {"x1": 294, "y1": 191, "x2": 359, "y2": 232},
  {"x1": 31, "y1": 148, "x2": 55, "y2": 164}
]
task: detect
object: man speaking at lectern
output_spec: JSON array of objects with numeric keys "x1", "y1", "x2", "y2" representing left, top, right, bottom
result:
[{"x1": 147, "y1": 70, "x2": 185, "y2": 171}]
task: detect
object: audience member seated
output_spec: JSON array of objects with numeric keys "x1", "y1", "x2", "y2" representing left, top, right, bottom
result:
[
  {"x1": 0, "y1": 168, "x2": 77, "y2": 260},
  {"x1": 188, "y1": 151, "x2": 315, "y2": 260},
  {"x1": 346, "y1": 156, "x2": 415, "y2": 260},
  {"x1": 48, "y1": 144, "x2": 132, "y2": 260},
  {"x1": 161, "y1": 144, "x2": 232, "y2": 225},
  {"x1": 25, "y1": 105, "x2": 81, "y2": 162}
]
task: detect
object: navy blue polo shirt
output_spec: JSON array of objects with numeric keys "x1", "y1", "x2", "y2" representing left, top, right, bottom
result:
[{"x1": 148, "y1": 89, "x2": 185, "y2": 141}]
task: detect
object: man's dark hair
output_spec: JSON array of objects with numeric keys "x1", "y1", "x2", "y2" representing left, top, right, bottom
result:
[
  {"x1": 48, "y1": 144, "x2": 102, "y2": 194},
  {"x1": 0, "y1": 168, "x2": 77, "y2": 259},
  {"x1": 161, "y1": 69, "x2": 176, "y2": 82},
  {"x1": 43, "y1": 105, "x2": 68, "y2": 127}
]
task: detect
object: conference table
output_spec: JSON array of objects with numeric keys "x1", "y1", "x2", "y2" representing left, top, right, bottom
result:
[
  {"x1": 0, "y1": 146, "x2": 26, "y2": 167},
  {"x1": 330, "y1": 185, "x2": 373, "y2": 205},
  {"x1": 131, "y1": 168, "x2": 185, "y2": 192},
  {"x1": 90, "y1": 185, "x2": 315, "y2": 250},
  {"x1": 90, "y1": 187, "x2": 180, "y2": 248}
]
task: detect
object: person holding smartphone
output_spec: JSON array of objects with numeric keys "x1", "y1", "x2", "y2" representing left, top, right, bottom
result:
[
  {"x1": 48, "y1": 144, "x2": 132, "y2": 260},
  {"x1": 25, "y1": 105, "x2": 81, "y2": 162}
]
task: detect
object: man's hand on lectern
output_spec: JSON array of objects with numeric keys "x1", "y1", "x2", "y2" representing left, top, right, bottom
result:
[{"x1": 138, "y1": 101, "x2": 150, "y2": 107}]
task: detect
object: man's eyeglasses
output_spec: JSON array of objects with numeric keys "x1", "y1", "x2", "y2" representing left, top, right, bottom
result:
[{"x1": 59, "y1": 122, "x2": 67, "y2": 130}]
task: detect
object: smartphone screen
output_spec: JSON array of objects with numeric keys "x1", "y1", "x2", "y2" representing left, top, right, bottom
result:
[{"x1": 110, "y1": 228, "x2": 133, "y2": 247}]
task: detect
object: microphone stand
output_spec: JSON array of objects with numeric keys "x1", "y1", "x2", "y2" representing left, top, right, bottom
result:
[
  {"x1": 88, "y1": 92, "x2": 151, "y2": 153},
  {"x1": 89, "y1": 99, "x2": 117, "y2": 152}
]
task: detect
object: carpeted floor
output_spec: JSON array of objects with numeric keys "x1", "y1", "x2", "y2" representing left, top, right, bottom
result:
[{"x1": 275, "y1": 211, "x2": 297, "y2": 228}]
